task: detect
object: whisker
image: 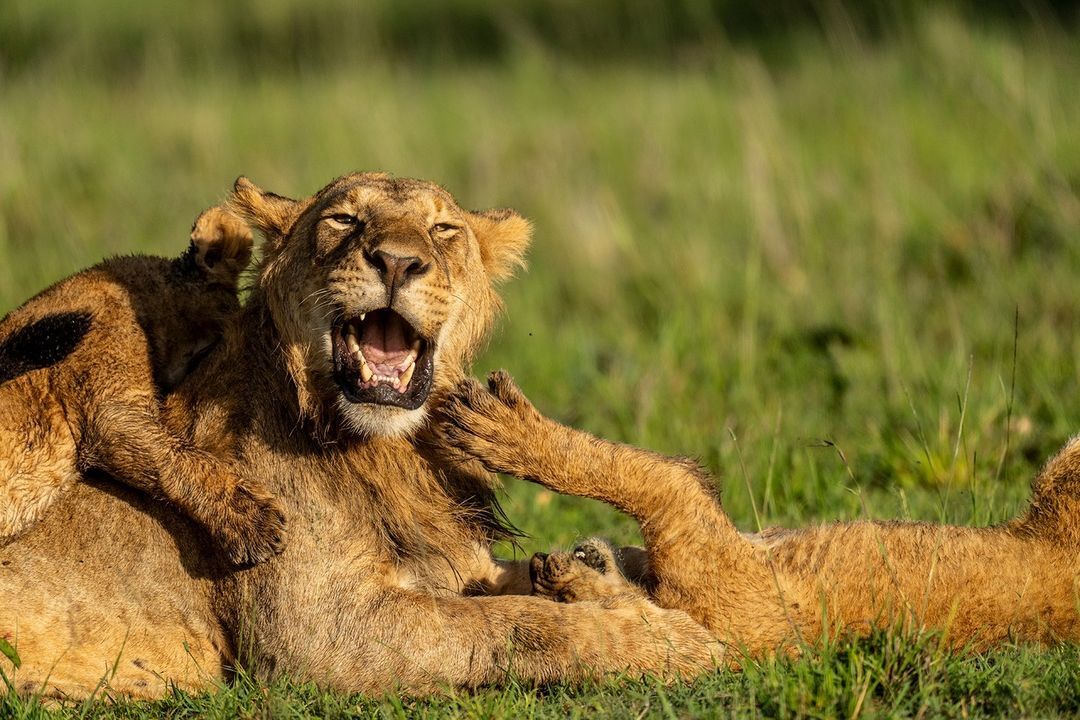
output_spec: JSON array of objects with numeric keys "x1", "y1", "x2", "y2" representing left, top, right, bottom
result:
[{"x1": 449, "y1": 292, "x2": 477, "y2": 314}]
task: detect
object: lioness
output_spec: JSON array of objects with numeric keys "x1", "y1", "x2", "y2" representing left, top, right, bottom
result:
[
  {"x1": 0, "y1": 174, "x2": 718, "y2": 699},
  {"x1": 442, "y1": 371, "x2": 1080, "y2": 658},
  {"x1": 0, "y1": 207, "x2": 285, "y2": 565}
]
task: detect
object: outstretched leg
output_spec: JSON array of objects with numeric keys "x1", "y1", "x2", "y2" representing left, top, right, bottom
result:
[
  {"x1": 244, "y1": 583, "x2": 723, "y2": 693},
  {"x1": 440, "y1": 371, "x2": 808, "y2": 653}
]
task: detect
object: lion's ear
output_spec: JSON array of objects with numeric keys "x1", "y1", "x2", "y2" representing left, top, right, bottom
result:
[
  {"x1": 467, "y1": 208, "x2": 532, "y2": 282},
  {"x1": 229, "y1": 176, "x2": 304, "y2": 246}
]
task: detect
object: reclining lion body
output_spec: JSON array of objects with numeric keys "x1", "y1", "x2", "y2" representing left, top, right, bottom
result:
[
  {"x1": 1, "y1": 174, "x2": 717, "y2": 700},
  {"x1": 11, "y1": 172, "x2": 1070, "y2": 700}
]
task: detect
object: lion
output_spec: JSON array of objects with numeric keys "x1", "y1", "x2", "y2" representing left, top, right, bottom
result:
[
  {"x1": 441, "y1": 370, "x2": 1080, "y2": 660},
  {"x1": 0, "y1": 207, "x2": 286, "y2": 565},
  {"x1": 0, "y1": 174, "x2": 720, "y2": 700}
]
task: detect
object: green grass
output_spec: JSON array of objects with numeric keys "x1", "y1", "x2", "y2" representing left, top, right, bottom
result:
[{"x1": 1, "y1": 2, "x2": 1079, "y2": 717}]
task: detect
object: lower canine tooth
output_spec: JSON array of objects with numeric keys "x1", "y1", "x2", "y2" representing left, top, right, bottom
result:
[
  {"x1": 399, "y1": 361, "x2": 416, "y2": 388},
  {"x1": 359, "y1": 361, "x2": 373, "y2": 383}
]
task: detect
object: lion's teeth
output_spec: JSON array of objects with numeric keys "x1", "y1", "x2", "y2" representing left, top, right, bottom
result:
[
  {"x1": 399, "y1": 361, "x2": 416, "y2": 389},
  {"x1": 360, "y1": 313, "x2": 367, "y2": 322},
  {"x1": 411, "y1": 338, "x2": 421, "y2": 352},
  {"x1": 346, "y1": 333, "x2": 360, "y2": 354},
  {"x1": 359, "y1": 360, "x2": 373, "y2": 383}
]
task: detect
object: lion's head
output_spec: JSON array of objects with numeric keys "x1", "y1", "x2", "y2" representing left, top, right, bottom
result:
[{"x1": 231, "y1": 173, "x2": 531, "y2": 438}]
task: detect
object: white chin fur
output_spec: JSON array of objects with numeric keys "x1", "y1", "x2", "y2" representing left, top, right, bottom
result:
[{"x1": 336, "y1": 396, "x2": 428, "y2": 438}]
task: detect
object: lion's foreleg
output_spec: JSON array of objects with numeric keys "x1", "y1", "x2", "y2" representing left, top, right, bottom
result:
[
  {"x1": 272, "y1": 589, "x2": 722, "y2": 692},
  {"x1": 77, "y1": 393, "x2": 286, "y2": 566}
]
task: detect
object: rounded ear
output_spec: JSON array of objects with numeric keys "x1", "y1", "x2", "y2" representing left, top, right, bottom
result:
[
  {"x1": 229, "y1": 176, "x2": 305, "y2": 247},
  {"x1": 467, "y1": 208, "x2": 533, "y2": 282}
]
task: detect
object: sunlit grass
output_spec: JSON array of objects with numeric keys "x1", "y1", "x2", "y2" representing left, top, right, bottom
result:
[{"x1": 1, "y1": 4, "x2": 1079, "y2": 717}]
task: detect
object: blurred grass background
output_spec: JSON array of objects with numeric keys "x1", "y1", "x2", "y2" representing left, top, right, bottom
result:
[{"x1": 2, "y1": 0, "x2": 1080, "y2": 716}]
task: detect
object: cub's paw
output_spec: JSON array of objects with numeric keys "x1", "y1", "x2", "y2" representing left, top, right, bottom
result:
[
  {"x1": 190, "y1": 205, "x2": 254, "y2": 288},
  {"x1": 438, "y1": 370, "x2": 544, "y2": 476},
  {"x1": 212, "y1": 480, "x2": 288, "y2": 567},
  {"x1": 530, "y1": 538, "x2": 639, "y2": 604}
]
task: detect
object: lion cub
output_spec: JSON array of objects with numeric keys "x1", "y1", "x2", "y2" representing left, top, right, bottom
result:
[
  {"x1": 445, "y1": 371, "x2": 1080, "y2": 658},
  {"x1": 0, "y1": 207, "x2": 285, "y2": 565}
]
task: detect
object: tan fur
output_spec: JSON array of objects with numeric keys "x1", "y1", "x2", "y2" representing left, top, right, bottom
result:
[
  {"x1": 0, "y1": 207, "x2": 285, "y2": 565},
  {"x1": 441, "y1": 371, "x2": 1080, "y2": 662},
  {"x1": 1, "y1": 175, "x2": 720, "y2": 700}
]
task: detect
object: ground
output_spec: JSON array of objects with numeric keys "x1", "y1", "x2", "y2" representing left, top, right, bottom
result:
[{"x1": 1, "y1": 2, "x2": 1079, "y2": 717}]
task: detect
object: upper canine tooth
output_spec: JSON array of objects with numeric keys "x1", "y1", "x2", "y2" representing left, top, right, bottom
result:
[
  {"x1": 346, "y1": 333, "x2": 360, "y2": 354},
  {"x1": 360, "y1": 313, "x2": 367, "y2": 322}
]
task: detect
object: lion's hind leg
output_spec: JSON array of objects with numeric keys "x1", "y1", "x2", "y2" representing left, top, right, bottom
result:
[{"x1": 0, "y1": 379, "x2": 79, "y2": 541}]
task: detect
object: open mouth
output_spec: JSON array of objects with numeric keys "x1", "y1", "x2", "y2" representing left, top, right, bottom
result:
[{"x1": 332, "y1": 309, "x2": 435, "y2": 410}]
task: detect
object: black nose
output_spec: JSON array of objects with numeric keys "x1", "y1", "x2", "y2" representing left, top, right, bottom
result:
[{"x1": 365, "y1": 248, "x2": 430, "y2": 292}]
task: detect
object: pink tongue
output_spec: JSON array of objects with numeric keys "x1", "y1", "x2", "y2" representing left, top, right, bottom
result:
[{"x1": 360, "y1": 313, "x2": 412, "y2": 374}]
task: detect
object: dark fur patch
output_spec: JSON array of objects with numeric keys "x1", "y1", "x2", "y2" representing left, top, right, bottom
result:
[
  {"x1": 0, "y1": 312, "x2": 93, "y2": 385},
  {"x1": 175, "y1": 243, "x2": 201, "y2": 276}
]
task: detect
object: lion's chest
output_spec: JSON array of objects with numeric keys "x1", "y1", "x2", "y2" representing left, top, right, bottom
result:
[{"x1": 276, "y1": 448, "x2": 500, "y2": 595}]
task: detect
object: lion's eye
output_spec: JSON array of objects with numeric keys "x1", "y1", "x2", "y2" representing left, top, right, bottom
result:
[
  {"x1": 431, "y1": 223, "x2": 460, "y2": 238},
  {"x1": 326, "y1": 214, "x2": 361, "y2": 230}
]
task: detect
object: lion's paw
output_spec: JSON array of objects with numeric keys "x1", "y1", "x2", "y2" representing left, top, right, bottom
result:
[
  {"x1": 530, "y1": 538, "x2": 639, "y2": 604},
  {"x1": 212, "y1": 480, "x2": 288, "y2": 567},
  {"x1": 190, "y1": 205, "x2": 254, "y2": 288},
  {"x1": 438, "y1": 370, "x2": 544, "y2": 477}
]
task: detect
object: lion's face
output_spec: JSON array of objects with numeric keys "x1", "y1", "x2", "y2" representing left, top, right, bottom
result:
[{"x1": 232, "y1": 173, "x2": 531, "y2": 438}]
